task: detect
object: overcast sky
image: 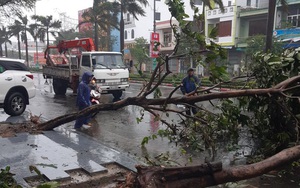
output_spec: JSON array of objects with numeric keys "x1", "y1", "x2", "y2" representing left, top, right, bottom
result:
[{"x1": 31, "y1": 0, "x2": 93, "y2": 21}]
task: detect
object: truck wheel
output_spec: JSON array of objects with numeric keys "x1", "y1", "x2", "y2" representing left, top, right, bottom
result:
[
  {"x1": 112, "y1": 90, "x2": 123, "y2": 99},
  {"x1": 4, "y1": 92, "x2": 26, "y2": 116},
  {"x1": 53, "y1": 78, "x2": 68, "y2": 95}
]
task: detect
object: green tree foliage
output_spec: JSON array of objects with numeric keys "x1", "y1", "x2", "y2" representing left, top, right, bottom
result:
[
  {"x1": 246, "y1": 49, "x2": 300, "y2": 156},
  {"x1": 0, "y1": 166, "x2": 21, "y2": 188},
  {"x1": 54, "y1": 29, "x2": 93, "y2": 43},
  {"x1": 0, "y1": 0, "x2": 35, "y2": 19},
  {"x1": 245, "y1": 35, "x2": 283, "y2": 57},
  {"x1": 13, "y1": 14, "x2": 30, "y2": 65},
  {"x1": 9, "y1": 20, "x2": 23, "y2": 59},
  {"x1": 31, "y1": 15, "x2": 61, "y2": 47},
  {"x1": 129, "y1": 37, "x2": 150, "y2": 69},
  {"x1": 80, "y1": 0, "x2": 119, "y2": 50},
  {"x1": 118, "y1": 0, "x2": 148, "y2": 52},
  {"x1": 0, "y1": 26, "x2": 12, "y2": 57}
]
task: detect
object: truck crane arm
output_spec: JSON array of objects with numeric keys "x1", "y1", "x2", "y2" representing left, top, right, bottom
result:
[{"x1": 45, "y1": 38, "x2": 96, "y2": 66}]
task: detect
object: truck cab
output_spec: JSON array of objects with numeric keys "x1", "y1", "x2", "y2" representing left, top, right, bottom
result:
[{"x1": 80, "y1": 52, "x2": 129, "y2": 99}]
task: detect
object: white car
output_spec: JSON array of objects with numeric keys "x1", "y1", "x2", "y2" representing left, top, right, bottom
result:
[{"x1": 0, "y1": 58, "x2": 36, "y2": 116}]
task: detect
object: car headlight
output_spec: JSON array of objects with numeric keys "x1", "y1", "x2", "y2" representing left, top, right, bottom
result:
[
  {"x1": 97, "y1": 79, "x2": 105, "y2": 83},
  {"x1": 120, "y1": 78, "x2": 128, "y2": 82}
]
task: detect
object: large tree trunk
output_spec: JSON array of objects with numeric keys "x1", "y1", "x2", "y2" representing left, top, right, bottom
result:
[
  {"x1": 46, "y1": 28, "x2": 49, "y2": 48},
  {"x1": 265, "y1": 0, "x2": 276, "y2": 52},
  {"x1": 24, "y1": 28, "x2": 29, "y2": 66},
  {"x1": 37, "y1": 74, "x2": 300, "y2": 131},
  {"x1": 120, "y1": 0, "x2": 124, "y2": 53},
  {"x1": 36, "y1": 80, "x2": 300, "y2": 131},
  {"x1": 117, "y1": 145, "x2": 300, "y2": 188},
  {"x1": 0, "y1": 45, "x2": 3, "y2": 57},
  {"x1": 4, "y1": 42, "x2": 7, "y2": 57},
  {"x1": 17, "y1": 33, "x2": 21, "y2": 59},
  {"x1": 94, "y1": 21, "x2": 99, "y2": 51}
]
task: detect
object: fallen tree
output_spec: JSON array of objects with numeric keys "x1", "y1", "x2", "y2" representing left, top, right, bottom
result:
[
  {"x1": 32, "y1": 1, "x2": 300, "y2": 187},
  {"x1": 33, "y1": 72, "x2": 300, "y2": 187},
  {"x1": 129, "y1": 145, "x2": 300, "y2": 187}
]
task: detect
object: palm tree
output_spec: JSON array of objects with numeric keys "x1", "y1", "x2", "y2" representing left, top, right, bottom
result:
[
  {"x1": 31, "y1": 15, "x2": 61, "y2": 48},
  {"x1": 80, "y1": 0, "x2": 119, "y2": 50},
  {"x1": 118, "y1": 0, "x2": 148, "y2": 52},
  {"x1": 265, "y1": 0, "x2": 288, "y2": 52},
  {"x1": 0, "y1": 26, "x2": 12, "y2": 57},
  {"x1": 10, "y1": 14, "x2": 30, "y2": 65},
  {"x1": 9, "y1": 20, "x2": 23, "y2": 59}
]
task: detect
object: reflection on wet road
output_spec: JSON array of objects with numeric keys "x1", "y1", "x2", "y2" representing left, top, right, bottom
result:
[{"x1": 0, "y1": 73, "x2": 222, "y2": 165}]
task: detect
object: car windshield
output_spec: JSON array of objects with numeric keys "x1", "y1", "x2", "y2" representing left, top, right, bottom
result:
[{"x1": 92, "y1": 54, "x2": 125, "y2": 69}]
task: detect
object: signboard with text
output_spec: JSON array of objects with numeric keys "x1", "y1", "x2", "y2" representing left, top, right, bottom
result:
[{"x1": 150, "y1": 32, "x2": 160, "y2": 58}]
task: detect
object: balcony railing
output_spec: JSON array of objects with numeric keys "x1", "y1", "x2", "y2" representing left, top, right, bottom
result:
[{"x1": 207, "y1": 6, "x2": 234, "y2": 18}]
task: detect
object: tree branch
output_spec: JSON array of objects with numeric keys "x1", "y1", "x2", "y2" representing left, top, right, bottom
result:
[{"x1": 132, "y1": 145, "x2": 300, "y2": 188}]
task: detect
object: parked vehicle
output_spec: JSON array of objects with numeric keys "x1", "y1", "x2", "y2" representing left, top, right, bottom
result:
[
  {"x1": 0, "y1": 58, "x2": 36, "y2": 116},
  {"x1": 43, "y1": 38, "x2": 129, "y2": 99}
]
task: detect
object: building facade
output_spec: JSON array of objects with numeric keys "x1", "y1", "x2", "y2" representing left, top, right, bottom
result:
[{"x1": 124, "y1": 0, "x2": 203, "y2": 72}]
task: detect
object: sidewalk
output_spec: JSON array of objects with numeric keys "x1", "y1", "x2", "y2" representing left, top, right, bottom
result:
[
  {"x1": 0, "y1": 126, "x2": 139, "y2": 187},
  {"x1": 129, "y1": 80, "x2": 231, "y2": 92}
]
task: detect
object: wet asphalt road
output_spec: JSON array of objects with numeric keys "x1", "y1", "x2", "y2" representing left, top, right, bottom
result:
[
  {"x1": 0, "y1": 72, "x2": 210, "y2": 165},
  {"x1": 1, "y1": 73, "x2": 296, "y2": 188}
]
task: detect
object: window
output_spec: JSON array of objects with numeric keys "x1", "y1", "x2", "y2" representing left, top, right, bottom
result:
[
  {"x1": 82, "y1": 55, "x2": 91, "y2": 67},
  {"x1": 247, "y1": 0, "x2": 251, "y2": 6},
  {"x1": 249, "y1": 19, "x2": 267, "y2": 36},
  {"x1": 228, "y1": 1, "x2": 231, "y2": 6},
  {"x1": 0, "y1": 60, "x2": 28, "y2": 71},
  {"x1": 194, "y1": 0, "x2": 202, "y2": 5},
  {"x1": 131, "y1": 29, "x2": 134, "y2": 39},
  {"x1": 163, "y1": 31, "x2": 172, "y2": 47},
  {"x1": 127, "y1": 14, "x2": 130, "y2": 21},
  {"x1": 0, "y1": 65, "x2": 4, "y2": 73},
  {"x1": 288, "y1": 15, "x2": 300, "y2": 27},
  {"x1": 218, "y1": 21, "x2": 232, "y2": 37},
  {"x1": 125, "y1": 30, "x2": 127, "y2": 39},
  {"x1": 155, "y1": 12, "x2": 161, "y2": 21}
]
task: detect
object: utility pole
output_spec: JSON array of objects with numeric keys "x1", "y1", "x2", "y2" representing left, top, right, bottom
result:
[
  {"x1": 153, "y1": 0, "x2": 156, "y2": 33},
  {"x1": 120, "y1": 0, "x2": 124, "y2": 53},
  {"x1": 34, "y1": 1, "x2": 39, "y2": 67}
]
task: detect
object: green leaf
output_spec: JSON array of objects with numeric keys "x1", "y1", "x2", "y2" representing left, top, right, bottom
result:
[
  {"x1": 141, "y1": 137, "x2": 149, "y2": 146},
  {"x1": 37, "y1": 182, "x2": 59, "y2": 188},
  {"x1": 152, "y1": 134, "x2": 157, "y2": 140},
  {"x1": 209, "y1": 26, "x2": 218, "y2": 39}
]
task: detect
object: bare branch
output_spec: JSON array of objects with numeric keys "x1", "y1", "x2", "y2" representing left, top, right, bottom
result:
[{"x1": 143, "y1": 107, "x2": 177, "y2": 134}]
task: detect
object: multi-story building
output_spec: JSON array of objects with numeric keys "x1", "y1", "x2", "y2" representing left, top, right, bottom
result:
[
  {"x1": 205, "y1": 0, "x2": 300, "y2": 76},
  {"x1": 124, "y1": 0, "x2": 204, "y2": 72},
  {"x1": 274, "y1": 0, "x2": 300, "y2": 48}
]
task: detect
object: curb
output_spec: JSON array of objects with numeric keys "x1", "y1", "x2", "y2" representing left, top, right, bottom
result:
[{"x1": 129, "y1": 80, "x2": 232, "y2": 91}]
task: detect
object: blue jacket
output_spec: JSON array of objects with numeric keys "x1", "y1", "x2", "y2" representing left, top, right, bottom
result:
[
  {"x1": 76, "y1": 72, "x2": 93, "y2": 108},
  {"x1": 180, "y1": 75, "x2": 200, "y2": 94}
]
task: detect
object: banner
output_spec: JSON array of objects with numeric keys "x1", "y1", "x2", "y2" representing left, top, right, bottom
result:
[{"x1": 150, "y1": 32, "x2": 160, "y2": 58}]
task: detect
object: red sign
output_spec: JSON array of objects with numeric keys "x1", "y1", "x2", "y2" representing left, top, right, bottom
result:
[
  {"x1": 150, "y1": 32, "x2": 160, "y2": 58},
  {"x1": 33, "y1": 52, "x2": 46, "y2": 65},
  {"x1": 78, "y1": 8, "x2": 93, "y2": 33}
]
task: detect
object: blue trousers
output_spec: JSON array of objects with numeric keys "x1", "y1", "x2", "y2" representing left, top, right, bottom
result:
[{"x1": 74, "y1": 105, "x2": 91, "y2": 129}]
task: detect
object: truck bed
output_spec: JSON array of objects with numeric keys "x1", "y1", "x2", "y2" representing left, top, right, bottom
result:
[{"x1": 43, "y1": 65, "x2": 79, "y2": 80}]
